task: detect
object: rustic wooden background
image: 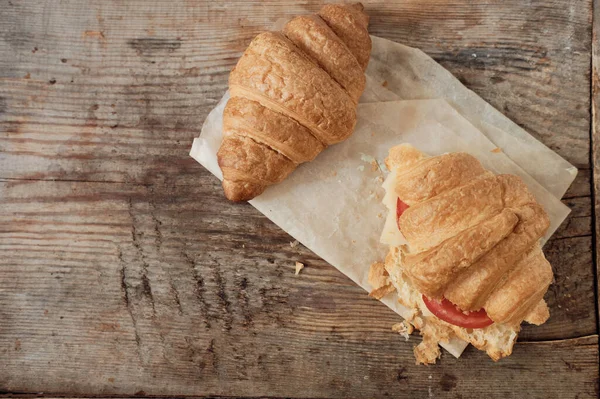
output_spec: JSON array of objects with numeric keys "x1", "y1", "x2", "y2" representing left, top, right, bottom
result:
[{"x1": 1, "y1": 0, "x2": 599, "y2": 397}]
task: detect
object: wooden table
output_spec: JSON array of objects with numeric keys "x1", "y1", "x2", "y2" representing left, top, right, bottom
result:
[{"x1": 1, "y1": 1, "x2": 599, "y2": 397}]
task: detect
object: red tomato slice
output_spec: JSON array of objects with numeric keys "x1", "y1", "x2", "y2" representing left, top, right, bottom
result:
[
  {"x1": 396, "y1": 198, "x2": 410, "y2": 230},
  {"x1": 422, "y1": 296, "x2": 494, "y2": 329}
]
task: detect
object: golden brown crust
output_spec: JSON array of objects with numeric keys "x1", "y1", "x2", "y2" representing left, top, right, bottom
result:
[
  {"x1": 283, "y1": 15, "x2": 365, "y2": 103},
  {"x1": 218, "y1": 4, "x2": 371, "y2": 201},
  {"x1": 394, "y1": 152, "x2": 491, "y2": 205},
  {"x1": 318, "y1": 3, "x2": 371, "y2": 71},
  {"x1": 381, "y1": 145, "x2": 555, "y2": 362},
  {"x1": 217, "y1": 135, "x2": 296, "y2": 201},
  {"x1": 404, "y1": 209, "x2": 519, "y2": 298},
  {"x1": 385, "y1": 143, "x2": 427, "y2": 171},
  {"x1": 229, "y1": 32, "x2": 357, "y2": 146},
  {"x1": 444, "y1": 203, "x2": 550, "y2": 311},
  {"x1": 497, "y1": 174, "x2": 537, "y2": 208},
  {"x1": 221, "y1": 180, "x2": 266, "y2": 202},
  {"x1": 399, "y1": 176, "x2": 505, "y2": 252},
  {"x1": 484, "y1": 245, "x2": 553, "y2": 325},
  {"x1": 223, "y1": 96, "x2": 325, "y2": 163},
  {"x1": 524, "y1": 299, "x2": 550, "y2": 325}
]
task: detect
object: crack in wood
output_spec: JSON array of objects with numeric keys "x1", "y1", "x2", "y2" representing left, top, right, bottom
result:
[
  {"x1": 148, "y1": 190, "x2": 163, "y2": 250},
  {"x1": 169, "y1": 278, "x2": 184, "y2": 316},
  {"x1": 563, "y1": 194, "x2": 593, "y2": 200},
  {"x1": 148, "y1": 192, "x2": 183, "y2": 316},
  {"x1": 396, "y1": 366, "x2": 408, "y2": 383},
  {"x1": 548, "y1": 233, "x2": 593, "y2": 241},
  {"x1": 128, "y1": 197, "x2": 156, "y2": 316},
  {"x1": 206, "y1": 338, "x2": 218, "y2": 371},
  {"x1": 118, "y1": 247, "x2": 143, "y2": 364},
  {"x1": 182, "y1": 251, "x2": 212, "y2": 329},
  {"x1": 517, "y1": 334, "x2": 598, "y2": 344},
  {"x1": 207, "y1": 254, "x2": 233, "y2": 331},
  {"x1": 236, "y1": 276, "x2": 253, "y2": 328}
]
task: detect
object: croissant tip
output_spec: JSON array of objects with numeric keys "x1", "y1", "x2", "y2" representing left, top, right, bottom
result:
[
  {"x1": 350, "y1": 2, "x2": 365, "y2": 11},
  {"x1": 223, "y1": 179, "x2": 266, "y2": 202}
]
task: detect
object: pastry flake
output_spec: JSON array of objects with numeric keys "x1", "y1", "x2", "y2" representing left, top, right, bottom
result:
[{"x1": 368, "y1": 261, "x2": 396, "y2": 299}]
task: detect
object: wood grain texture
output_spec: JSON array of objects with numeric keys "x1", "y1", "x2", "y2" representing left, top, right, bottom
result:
[
  {"x1": 0, "y1": 180, "x2": 598, "y2": 398},
  {"x1": 0, "y1": 0, "x2": 597, "y2": 397},
  {"x1": 592, "y1": 0, "x2": 600, "y2": 353},
  {"x1": 0, "y1": 0, "x2": 592, "y2": 181}
]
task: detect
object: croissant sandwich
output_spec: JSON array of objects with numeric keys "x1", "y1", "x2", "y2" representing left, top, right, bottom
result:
[
  {"x1": 217, "y1": 3, "x2": 371, "y2": 201},
  {"x1": 370, "y1": 144, "x2": 554, "y2": 364}
]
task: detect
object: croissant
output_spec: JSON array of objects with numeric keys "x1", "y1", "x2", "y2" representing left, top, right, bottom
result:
[
  {"x1": 372, "y1": 144, "x2": 554, "y2": 364},
  {"x1": 217, "y1": 3, "x2": 371, "y2": 201}
]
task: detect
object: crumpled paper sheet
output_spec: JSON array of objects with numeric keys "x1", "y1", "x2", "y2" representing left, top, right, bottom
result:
[
  {"x1": 366, "y1": 36, "x2": 577, "y2": 199},
  {"x1": 190, "y1": 35, "x2": 575, "y2": 359}
]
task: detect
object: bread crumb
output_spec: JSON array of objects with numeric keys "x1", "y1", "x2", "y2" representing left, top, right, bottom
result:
[
  {"x1": 360, "y1": 153, "x2": 376, "y2": 163},
  {"x1": 377, "y1": 213, "x2": 383, "y2": 218},
  {"x1": 382, "y1": 80, "x2": 388, "y2": 87},
  {"x1": 290, "y1": 240, "x2": 299, "y2": 248},
  {"x1": 332, "y1": 171, "x2": 337, "y2": 177},
  {"x1": 368, "y1": 262, "x2": 396, "y2": 299},
  {"x1": 369, "y1": 284, "x2": 395, "y2": 299},
  {"x1": 295, "y1": 261, "x2": 304, "y2": 275},
  {"x1": 491, "y1": 147, "x2": 502, "y2": 153},
  {"x1": 414, "y1": 337, "x2": 442, "y2": 365},
  {"x1": 371, "y1": 160, "x2": 379, "y2": 172},
  {"x1": 392, "y1": 320, "x2": 414, "y2": 341}
]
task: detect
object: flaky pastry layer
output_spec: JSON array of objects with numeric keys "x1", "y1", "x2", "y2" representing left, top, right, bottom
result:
[
  {"x1": 373, "y1": 144, "x2": 554, "y2": 364},
  {"x1": 218, "y1": 3, "x2": 371, "y2": 201}
]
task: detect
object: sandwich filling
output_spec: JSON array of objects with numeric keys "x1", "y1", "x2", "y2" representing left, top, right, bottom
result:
[{"x1": 373, "y1": 144, "x2": 553, "y2": 364}]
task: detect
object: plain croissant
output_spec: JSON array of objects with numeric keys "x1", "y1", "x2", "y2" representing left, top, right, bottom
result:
[{"x1": 217, "y1": 3, "x2": 371, "y2": 201}]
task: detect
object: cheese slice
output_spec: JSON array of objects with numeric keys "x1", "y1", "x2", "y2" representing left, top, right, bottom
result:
[{"x1": 380, "y1": 169, "x2": 408, "y2": 246}]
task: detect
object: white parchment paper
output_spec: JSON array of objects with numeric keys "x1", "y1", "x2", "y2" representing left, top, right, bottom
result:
[
  {"x1": 190, "y1": 36, "x2": 576, "y2": 358},
  {"x1": 366, "y1": 37, "x2": 578, "y2": 198}
]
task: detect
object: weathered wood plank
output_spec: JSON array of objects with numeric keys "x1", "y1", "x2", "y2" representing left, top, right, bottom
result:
[
  {"x1": 0, "y1": 0, "x2": 597, "y2": 397},
  {"x1": 591, "y1": 0, "x2": 600, "y2": 354},
  {"x1": 0, "y1": 0, "x2": 591, "y2": 183},
  {"x1": 370, "y1": 0, "x2": 592, "y2": 169},
  {"x1": 565, "y1": 168, "x2": 592, "y2": 198},
  {"x1": 554, "y1": 196, "x2": 592, "y2": 239},
  {"x1": 0, "y1": 180, "x2": 598, "y2": 397},
  {"x1": 522, "y1": 235, "x2": 596, "y2": 340}
]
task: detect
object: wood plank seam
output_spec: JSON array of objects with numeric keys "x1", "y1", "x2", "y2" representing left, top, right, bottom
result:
[
  {"x1": 0, "y1": 336, "x2": 596, "y2": 398},
  {"x1": 592, "y1": 0, "x2": 600, "y2": 379},
  {"x1": 516, "y1": 334, "x2": 599, "y2": 344},
  {"x1": 0, "y1": 395, "x2": 334, "y2": 399},
  {"x1": 0, "y1": 177, "x2": 150, "y2": 185},
  {"x1": 548, "y1": 233, "x2": 593, "y2": 241}
]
